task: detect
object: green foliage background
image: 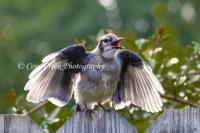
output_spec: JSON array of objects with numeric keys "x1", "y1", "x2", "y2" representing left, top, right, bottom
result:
[{"x1": 0, "y1": 0, "x2": 200, "y2": 132}]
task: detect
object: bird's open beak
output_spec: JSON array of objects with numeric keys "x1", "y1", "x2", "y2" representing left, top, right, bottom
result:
[{"x1": 111, "y1": 37, "x2": 124, "y2": 49}]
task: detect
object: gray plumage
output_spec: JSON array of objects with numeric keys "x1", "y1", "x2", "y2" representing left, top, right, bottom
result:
[{"x1": 25, "y1": 34, "x2": 164, "y2": 113}]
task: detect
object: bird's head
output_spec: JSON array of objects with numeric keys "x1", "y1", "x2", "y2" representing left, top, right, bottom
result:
[{"x1": 98, "y1": 33, "x2": 124, "y2": 59}]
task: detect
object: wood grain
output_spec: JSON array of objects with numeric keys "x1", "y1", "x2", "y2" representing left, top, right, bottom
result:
[
  {"x1": 57, "y1": 111, "x2": 137, "y2": 133},
  {"x1": 0, "y1": 114, "x2": 44, "y2": 133},
  {"x1": 146, "y1": 107, "x2": 200, "y2": 133},
  {"x1": 1, "y1": 108, "x2": 200, "y2": 133}
]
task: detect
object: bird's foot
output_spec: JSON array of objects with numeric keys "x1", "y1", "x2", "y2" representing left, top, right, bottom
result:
[
  {"x1": 82, "y1": 108, "x2": 94, "y2": 119},
  {"x1": 76, "y1": 104, "x2": 82, "y2": 112}
]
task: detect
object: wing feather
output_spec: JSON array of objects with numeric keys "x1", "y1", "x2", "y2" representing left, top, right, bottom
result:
[
  {"x1": 25, "y1": 44, "x2": 86, "y2": 107},
  {"x1": 112, "y1": 50, "x2": 164, "y2": 113}
]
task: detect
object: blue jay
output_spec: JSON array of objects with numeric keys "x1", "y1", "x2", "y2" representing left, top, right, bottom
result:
[{"x1": 25, "y1": 34, "x2": 164, "y2": 113}]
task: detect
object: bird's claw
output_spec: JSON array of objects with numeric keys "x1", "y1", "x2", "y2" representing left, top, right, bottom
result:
[
  {"x1": 76, "y1": 104, "x2": 82, "y2": 112},
  {"x1": 83, "y1": 108, "x2": 94, "y2": 119}
]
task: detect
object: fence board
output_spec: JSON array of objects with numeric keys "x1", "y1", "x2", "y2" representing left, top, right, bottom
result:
[
  {"x1": 0, "y1": 114, "x2": 44, "y2": 133},
  {"x1": 57, "y1": 111, "x2": 137, "y2": 133},
  {"x1": 1, "y1": 107, "x2": 200, "y2": 133},
  {"x1": 146, "y1": 107, "x2": 200, "y2": 133}
]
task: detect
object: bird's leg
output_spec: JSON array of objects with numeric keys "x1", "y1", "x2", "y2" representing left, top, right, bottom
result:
[
  {"x1": 76, "y1": 104, "x2": 82, "y2": 112},
  {"x1": 85, "y1": 109, "x2": 94, "y2": 120},
  {"x1": 83, "y1": 104, "x2": 94, "y2": 119}
]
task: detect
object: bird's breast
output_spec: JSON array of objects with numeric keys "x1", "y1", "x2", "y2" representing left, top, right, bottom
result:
[
  {"x1": 73, "y1": 55, "x2": 121, "y2": 103},
  {"x1": 86, "y1": 56, "x2": 121, "y2": 82}
]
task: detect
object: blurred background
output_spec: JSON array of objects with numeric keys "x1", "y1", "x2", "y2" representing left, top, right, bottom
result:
[{"x1": 0, "y1": 0, "x2": 200, "y2": 132}]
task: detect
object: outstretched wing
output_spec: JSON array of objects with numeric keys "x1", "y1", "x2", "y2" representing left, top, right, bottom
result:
[
  {"x1": 25, "y1": 44, "x2": 86, "y2": 107},
  {"x1": 111, "y1": 50, "x2": 164, "y2": 113}
]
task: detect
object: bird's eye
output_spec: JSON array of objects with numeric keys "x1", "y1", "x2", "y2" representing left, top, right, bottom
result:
[{"x1": 103, "y1": 38, "x2": 109, "y2": 43}]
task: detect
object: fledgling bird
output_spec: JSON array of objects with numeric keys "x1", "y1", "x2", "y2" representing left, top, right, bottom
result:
[{"x1": 24, "y1": 33, "x2": 165, "y2": 113}]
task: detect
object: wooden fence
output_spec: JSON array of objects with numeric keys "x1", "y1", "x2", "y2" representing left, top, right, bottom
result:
[{"x1": 0, "y1": 107, "x2": 200, "y2": 133}]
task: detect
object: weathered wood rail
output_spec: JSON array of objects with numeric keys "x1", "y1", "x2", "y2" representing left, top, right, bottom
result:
[
  {"x1": 0, "y1": 107, "x2": 200, "y2": 133},
  {"x1": 146, "y1": 107, "x2": 200, "y2": 133}
]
